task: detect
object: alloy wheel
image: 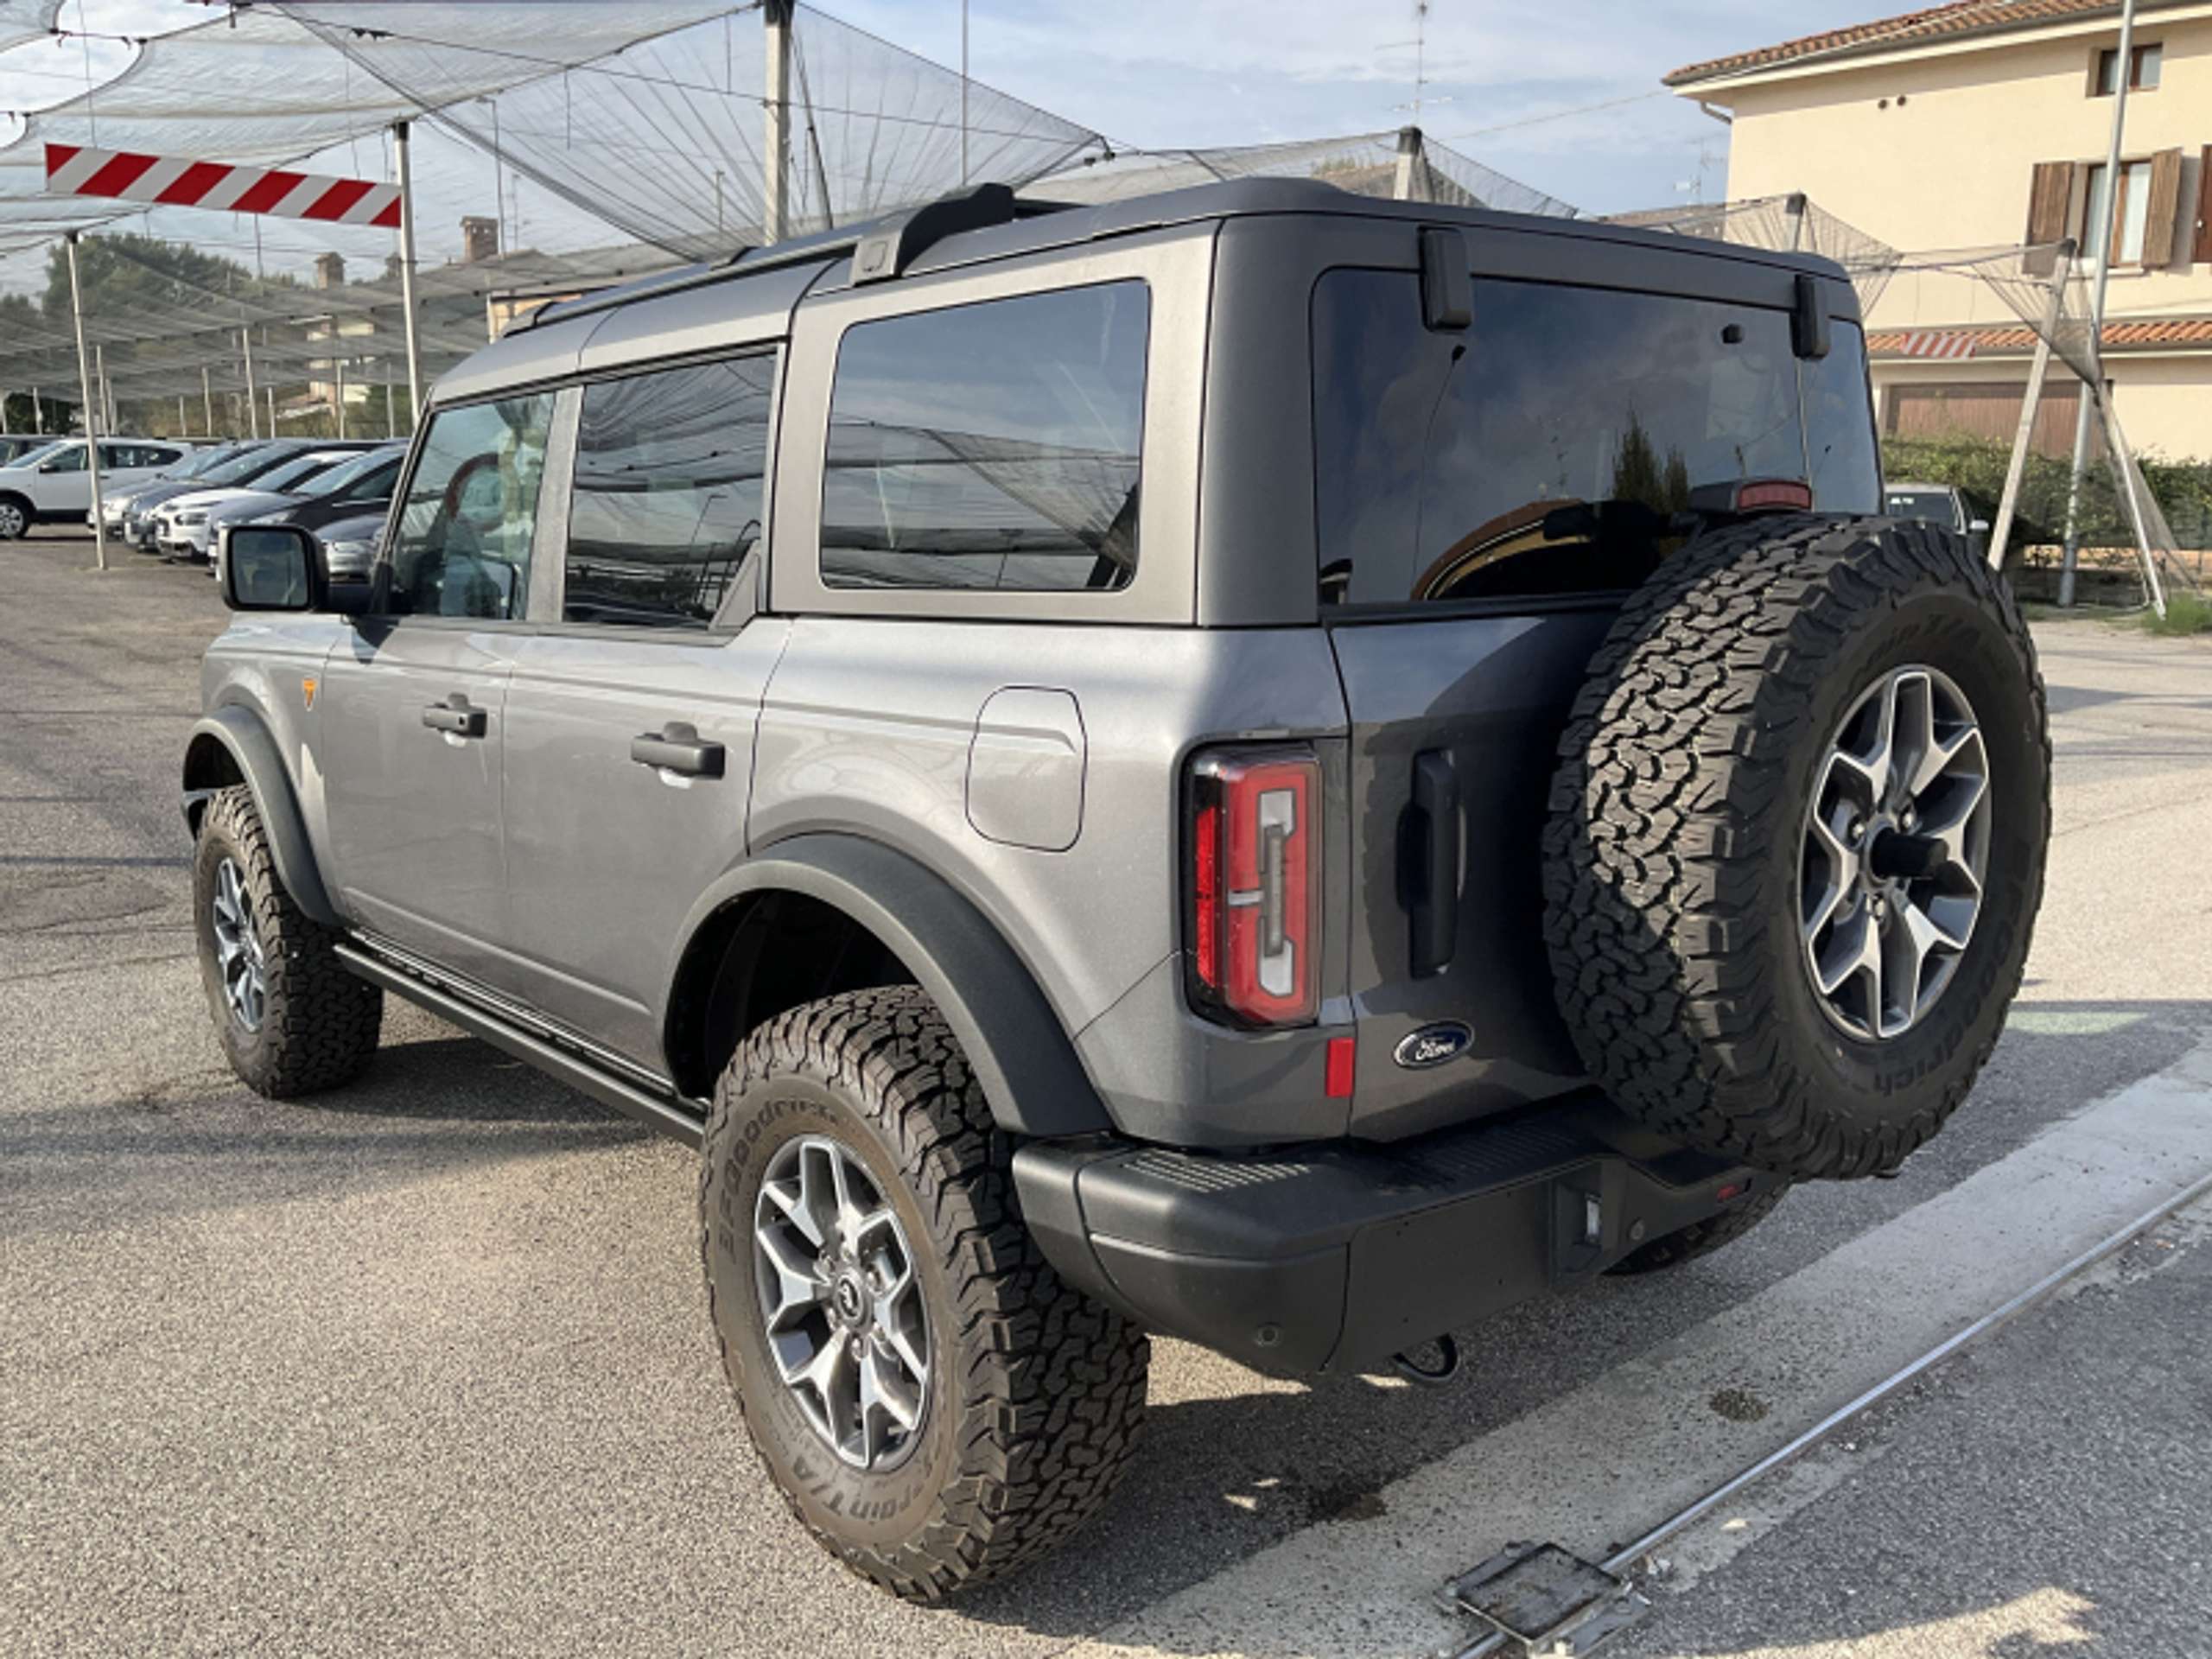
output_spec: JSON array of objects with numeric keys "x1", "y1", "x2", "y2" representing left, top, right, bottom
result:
[
  {"x1": 209, "y1": 855, "x2": 267, "y2": 1033},
  {"x1": 753, "y1": 1134, "x2": 931, "y2": 1471},
  {"x1": 1799, "y1": 664, "x2": 1991, "y2": 1041}
]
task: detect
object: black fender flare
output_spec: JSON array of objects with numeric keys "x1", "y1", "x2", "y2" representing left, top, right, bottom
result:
[
  {"x1": 677, "y1": 834, "x2": 1113, "y2": 1140},
  {"x1": 181, "y1": 706, "x2": 340, "y2": 927}
]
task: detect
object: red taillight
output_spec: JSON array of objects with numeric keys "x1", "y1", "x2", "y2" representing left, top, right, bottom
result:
[
  {"x1": 1186, "y1": 746, "x2": 1321, "y2": 1027},
  {"x1": 1733, "y1": 478, "x2": 1815, "y2": 512}
]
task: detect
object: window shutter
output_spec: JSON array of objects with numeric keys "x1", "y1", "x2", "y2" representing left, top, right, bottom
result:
[
  {"x1": 2196, "y1": 146, "x2": 2212, "y2": 265},
  {"x1": 2024, "y1": 160, "x2": 2075, "y2": 273},
  {"x1": 2140, "y1": 147, "x2": 2183, "y2": 267}
]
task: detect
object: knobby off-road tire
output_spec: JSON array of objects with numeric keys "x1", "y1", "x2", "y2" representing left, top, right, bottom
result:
[
  {"x1": 1605, "y1": 1186, "x2": 1789, "y2": 1275},
  {"x1": 1542, "y1": 514, "x2": 2050, "y2": 1181},
  {"x1": 192, "y1": 785, "x2": 382, "y2": 1096},
  {"x1": 699, "y1": 986, "x2": 1149, "y2": 1599}
]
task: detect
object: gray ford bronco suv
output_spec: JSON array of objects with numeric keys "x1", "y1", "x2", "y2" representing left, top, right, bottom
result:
[{"x1": 188, "y1": 180, "x2": 2049, "y2": 1598}]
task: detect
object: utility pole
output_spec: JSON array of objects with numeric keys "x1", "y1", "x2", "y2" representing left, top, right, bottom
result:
[
  {"x1": 764, "y1": 0, "x2": 793, "y2": 243},
  {"x1": 2059, "y1": 0, "x2": 2139, "y2": 607},
  {"x1": 64, "y1": 233, "x2": 109, "y2": 571},
  {"x1": 393, "y1": 120, "x2": 425, "y2": 427},
  {"x1": 241, "y1": 327, "x2": 259, "y2": 439}
]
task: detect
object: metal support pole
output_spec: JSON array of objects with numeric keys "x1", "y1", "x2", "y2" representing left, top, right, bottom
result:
[
  {"x1": 241, "y1": 327, "x2": 259, "y2": 440},
  {"x1": 1786, "y1": 191, "x2": 1808, "y2": 252},
  {"x1": 93, "y1": 342, "x2": 109, "y2": 436},
  {"x1": 31, "y1": 385, "x2": 42, "y2": 433},
  {"x1": 764, "y1": 0, "x2": 793, "y2": 244},
  {"x1": 1392, "y1": 124, "x2": 1424, "y2": 202},
  {"x1": 960, "y1": 0, "x2": 969, "y2": 186},
  {"x1": 64, "y1": 234, "x2": 109, "y2": 571},
  {"x1": 2100, "y1": 395, "x2": 2168, "y2": 617},
  {"x1": 335, "y1": 355, "x2": 346, "y2": 439},
  {"x1": 393, "y1": 120, "x2": 425, "y2": 427},
  {"x1": 202, "y1": 365, "x2": 214, "y2": 437},
  {"x1": 179, "y1": 394, "x2": 188, "y2": 435},
  {"x1": 385, "y1": 364, "x2": 398, "y2": 439},
  {"x1": 267, "y1": 385, "x2": 276, "y2": 438},
  {"x1": 2059, "y1": 0, "x2": 2139, "y2": 607},
  {"x1": 1991, "y1": 238, "x2": 2075, "y2": 571}
]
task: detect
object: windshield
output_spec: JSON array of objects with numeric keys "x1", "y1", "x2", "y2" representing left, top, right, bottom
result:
[
  {"x1": 7, "y1": 441, "x2": 62, "y2": 469},
  {"x1": 257, "y1": 451, "x2": 353, "y2": 493},
  {"x1": 1884, "y1": 488, "x2": 1961, "y2": 527},
  {"x1": 199, "y1": 445, "x2": 300, "y2": 486},
  {"x1": 299, "y1": 448, "x2": 397, "y2": 499},
  {"x1": 1313, "y1": 270, "x2": 1881, "y2": 604}
]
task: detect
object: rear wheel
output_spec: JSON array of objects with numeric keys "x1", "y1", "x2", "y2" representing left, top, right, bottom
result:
[
  {"x1": 700, "y1": 987, "x2": 1149, "y2": 1599},
  {"x1": 1542, "y1": 515, "x2": 2050, "y2": 1181}
]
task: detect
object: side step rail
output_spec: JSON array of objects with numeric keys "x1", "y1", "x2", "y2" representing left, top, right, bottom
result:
[{"x1": 333, "y1": 942, "x2": 705, "y2": 1148}]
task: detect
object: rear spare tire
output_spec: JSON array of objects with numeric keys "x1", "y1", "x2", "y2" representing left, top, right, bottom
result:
[{"x1": 1542, "y1": 514, "x2": 2048, "y2": 1181}]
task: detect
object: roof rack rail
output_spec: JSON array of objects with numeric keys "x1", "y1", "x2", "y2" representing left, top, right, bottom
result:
[
  {"x1": 852, "y1": 182, "x2": 1016, "y2": 284},
  {"x1": 519, "y1": 182, "x2": 1038, "y2": 333}
]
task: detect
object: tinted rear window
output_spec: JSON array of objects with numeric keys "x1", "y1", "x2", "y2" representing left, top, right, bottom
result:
[
  {"x1": 820, "y1": 281, "x2": 1147, "y2": 593},
  {"x1": 1313, "y1": 270, "x2": 1879, "y2": 606}
]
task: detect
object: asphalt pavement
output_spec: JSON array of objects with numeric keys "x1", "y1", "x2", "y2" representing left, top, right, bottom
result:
[{"x1": 3, "y1": 527, "x2": 2209, "y2": 1659}]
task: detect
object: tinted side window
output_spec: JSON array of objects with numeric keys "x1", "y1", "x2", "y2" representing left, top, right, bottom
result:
[
  {"x1": 565, "y1": 355, "x2": 774, "y2": 629},
  {"x1": 820, "y1": 282, "x2": 1148, "y2": 593},
  {"x1": 387, "y1": 395, "x2": 555, "y2": 620},
  {"x1": 1313, "y1": 270, "x2": 1881, "y2": 605}
]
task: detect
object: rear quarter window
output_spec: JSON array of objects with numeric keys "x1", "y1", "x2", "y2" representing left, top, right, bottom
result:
[
  {"x1": 1313, "y1": 270, "x2": 1879, "y2": 607},
  {"x1": 819, "y1": 281, "x2": 1148, "y2": 593}
]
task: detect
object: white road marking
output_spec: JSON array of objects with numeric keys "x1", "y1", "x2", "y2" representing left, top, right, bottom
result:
[{"x1": 1065, "y1": 1043, "x2": 2212, "y2": 1659}]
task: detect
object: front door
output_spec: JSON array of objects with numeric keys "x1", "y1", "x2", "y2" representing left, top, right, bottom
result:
[
  {"x1": 316, "y1": 391, "x2": 558, "y2": 986},
  {"x1": 496, "y1": 352, "x2": 784, "y2": 1071}
]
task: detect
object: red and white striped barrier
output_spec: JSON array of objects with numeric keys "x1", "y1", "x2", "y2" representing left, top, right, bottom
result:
[{"x1": 43, "y1": 143, "x2": 402, "y2": 228}]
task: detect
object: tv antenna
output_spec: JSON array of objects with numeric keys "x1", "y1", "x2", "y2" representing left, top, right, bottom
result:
[{"x1": 1383, "y1": 3, "x2": 1450, "y2": 126}]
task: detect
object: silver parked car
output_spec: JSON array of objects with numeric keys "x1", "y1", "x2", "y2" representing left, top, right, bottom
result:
[{"x1": 184, "y1": 180, "x2": 2051, "y2": 1599}]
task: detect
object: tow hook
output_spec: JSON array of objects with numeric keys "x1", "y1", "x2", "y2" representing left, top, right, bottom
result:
[{"x1": 1391, "y1": 1333, "x2": 1462, "y2": 1387}]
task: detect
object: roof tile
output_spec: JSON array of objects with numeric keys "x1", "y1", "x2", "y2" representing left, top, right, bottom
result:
[{"x1": 1667, "y1": 0, "x2": 2150, "y2": 88}]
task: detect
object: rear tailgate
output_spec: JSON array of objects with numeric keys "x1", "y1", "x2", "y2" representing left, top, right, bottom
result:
[{"x1": 1328, "y1": 613, "x2": 1602, "y2": 1140}]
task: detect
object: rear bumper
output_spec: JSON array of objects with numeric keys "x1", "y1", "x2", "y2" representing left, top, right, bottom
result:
[{"x1": 1014, "y1": 1101, "x2": 1766, "y2": 1375}]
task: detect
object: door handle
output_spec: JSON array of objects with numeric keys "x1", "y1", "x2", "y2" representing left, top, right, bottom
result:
[
  {"x1": 631, "y1": 721, "x2": 725, "y2": 779},
  {"x1": 1408, "y1": 750, "x2": 1459, "y2": 978},
  {"x1": 422, "y1": 694, "x2": 486, "y2": 738}
]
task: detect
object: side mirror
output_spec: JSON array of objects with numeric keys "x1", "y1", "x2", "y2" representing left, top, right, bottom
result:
[
  {"x1": 1969, "y1": 518, "x2": 1991, "y2": 534},
  {"x1": 222, "y1": 525, "x2": 326, "y2": 613}
]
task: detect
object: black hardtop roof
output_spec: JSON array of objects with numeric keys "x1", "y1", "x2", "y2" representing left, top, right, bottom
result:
[{"x1": 518, "y1": 176, "x2": 1856, "y2": 334}]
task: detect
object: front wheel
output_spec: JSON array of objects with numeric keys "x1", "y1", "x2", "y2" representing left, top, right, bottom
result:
[
  {"x1": 700, "y1": 987, "x2": 1149, "y2": 1599},
  {"x1": 0, "y1": 494, "x2": 30, "y2": 539},
  {"x1": 192, "y1": 785, "x2": 382, "y2": 1096}
]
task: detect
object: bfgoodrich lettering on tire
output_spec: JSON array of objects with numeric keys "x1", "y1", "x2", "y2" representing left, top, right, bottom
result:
[
  {"x1": 699, "y1": 986, "x2": 1149, "y2": 1599},
  {"x1": 1541, "y1": 515, "x2": 2050, "y2": 1181}
]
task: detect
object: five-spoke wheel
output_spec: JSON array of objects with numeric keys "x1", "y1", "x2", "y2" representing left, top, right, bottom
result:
[{"x1": 1800, "y1": 664, "x2": 1991, "y2": 1041}]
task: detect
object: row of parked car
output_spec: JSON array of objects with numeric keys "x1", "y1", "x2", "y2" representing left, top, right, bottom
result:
[{"x1": 0, "y1": 431, "x2": 396, "y2": 580}]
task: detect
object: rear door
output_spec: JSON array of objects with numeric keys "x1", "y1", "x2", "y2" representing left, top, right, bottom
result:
[
  {"x1": 498, "y1": 352, "x2": 786, "y2": 1070},
  {"x1": 1313, "y1": 250, "x2": 1881, "y2": 1141}
]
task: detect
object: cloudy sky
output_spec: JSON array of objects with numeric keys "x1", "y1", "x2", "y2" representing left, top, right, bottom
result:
[{"x1": 0, "y1": 0, "x2": 1890, "y2": 281}]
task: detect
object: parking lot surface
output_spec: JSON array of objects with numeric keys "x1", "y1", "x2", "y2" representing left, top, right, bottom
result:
[{"x1": 5, "y1": 528, "x2": 2210, "y2": 1659}]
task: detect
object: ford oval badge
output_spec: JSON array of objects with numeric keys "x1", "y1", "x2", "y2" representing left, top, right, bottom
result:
[{"x1": 1393, "y1": 1022, "x2": 1472, "y2": 1070}]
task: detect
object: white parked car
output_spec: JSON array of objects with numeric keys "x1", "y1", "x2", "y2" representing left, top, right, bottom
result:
[{"x1": 0, "y1": 438, "x2": 193, "y2": 538}]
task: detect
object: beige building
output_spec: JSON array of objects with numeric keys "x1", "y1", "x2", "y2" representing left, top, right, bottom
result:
[{"x1": 1669, "y1": 0, "x2": 2212, "y2": 461}]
